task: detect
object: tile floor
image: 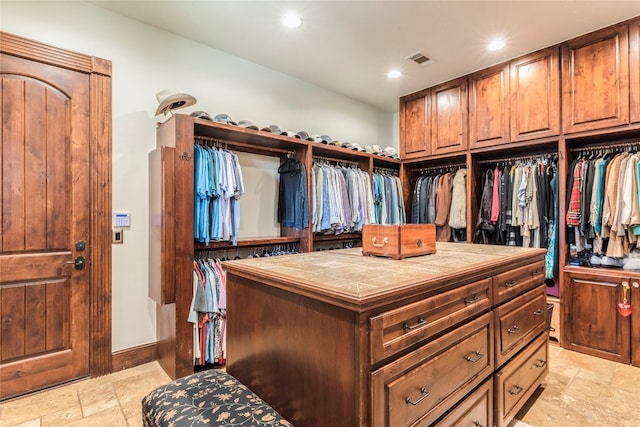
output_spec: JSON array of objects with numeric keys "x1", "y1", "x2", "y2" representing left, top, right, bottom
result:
[{"x1": 0, "y1": 343, "x2": 639, "y2": 427}]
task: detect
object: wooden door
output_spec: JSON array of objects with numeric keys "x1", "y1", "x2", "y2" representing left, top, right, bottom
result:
[
  {"x1": 399, "y1": 89, "x2": 431, "y2": 159},
  {"x1": 630, "y1": 18, "x2": 640, "y2": 124},
  {"x1": 431, "y1": 76, "x2": 468, "y2": 155},
  {"x1": 509, "y1": 46, "x2": 560, "y2": 142},
  {"x1": 561, "y1": 23, "x2": 629, "y2": 133},
  {"x1": 0, "y1": 47, "x2": 92, "y2": 398},
  {"x1": 469, "y1": 63, "x2": 510, "y2": 148},
  {"x1": 562, "y1": 270, "x2": 630, "y2": 364}
]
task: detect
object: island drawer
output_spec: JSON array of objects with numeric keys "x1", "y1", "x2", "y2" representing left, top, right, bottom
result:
[
  {"x1": 370, "y1": 312, "x2": 494, "y2": 427},
  {"x1": 494, "y1": 284, "x2": 547, "y2": 368},
  {"x1": 432, "y1": 379, "x2": 493, "y2": 427},
  {"x1": 370, "y1": 278, "x2": 491, "y2": 363},
  {"x1": 494, "y1": 331, "x2": 548, "y2": 427},
  {"x1": 493, "y1": 260, "x2": 545, "y2": 306}
]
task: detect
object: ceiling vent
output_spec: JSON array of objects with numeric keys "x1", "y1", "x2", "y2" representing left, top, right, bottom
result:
[{"x1": 406, "y1": 51, "x2": 433, "y2": 65}]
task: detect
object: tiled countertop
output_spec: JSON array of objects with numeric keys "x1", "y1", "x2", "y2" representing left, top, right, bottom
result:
[{"x1": 222, "y1": 242, "x2": 546, "y2": 310}]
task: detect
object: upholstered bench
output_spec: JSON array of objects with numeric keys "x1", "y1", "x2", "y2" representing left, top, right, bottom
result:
[{"x1": 142, "y1": 369, "x2": 292, "y2": 426}]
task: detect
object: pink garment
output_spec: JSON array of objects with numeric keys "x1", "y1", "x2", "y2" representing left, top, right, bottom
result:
[{"x1": 491, "y1": 166, "x2": 500, "y2": 223}]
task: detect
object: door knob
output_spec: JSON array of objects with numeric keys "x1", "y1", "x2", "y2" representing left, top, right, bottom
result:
[{"x1": 64, "y1": 256, "x2": 86, "y2": 270}]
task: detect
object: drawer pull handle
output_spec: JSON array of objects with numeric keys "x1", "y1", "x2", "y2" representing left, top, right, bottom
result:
[
  {"x1": 507, "y1": 325, "x2": 521, "y2": 334},
  {"x1": 465, "y1": 350, "x2": 484, "y2": 363},
  {"x1": 504, "y1": 280, "x2": 517, "y2": 288},
  {"x1": 464, "y1": 295, "x2": 480, "y2": 305},
  {"x1": 371, "y1": 236, "x2": 388, "y2": 248},
  {"x1": 405, "y1": 387, "x2": 430, "y2": 406},
  {"x1": 535, "y1": 359, "x2": 547, "y2": 368},
  {"x1": 474, "y1": 423, "x2": 484, "y2": 427},
  {"x1": 533, "y1": 309, "x2": 544, "y2": 316},
  {"x1": 509, "y1": 385, "x2": 523, "y2": 396},
  {"x1": 403, "y1": 317, "x2": 426, "y2": 331},
  {"x1": 531, "y1": 270, "x2": 541, "y2": 276}
]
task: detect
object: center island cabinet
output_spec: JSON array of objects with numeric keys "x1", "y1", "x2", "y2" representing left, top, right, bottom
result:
[{"x1": 222, "y1": 242, "x2": 549, "y2": 427}]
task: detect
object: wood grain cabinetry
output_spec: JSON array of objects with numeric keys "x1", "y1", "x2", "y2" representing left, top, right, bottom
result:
[
  {"x1": 223, "y1": 243, "x2": 547, "y2": 427},
  {"x1": 469, "y1": 63, "x2": 510, "y2": 148},
  {"x1": 149, "y1": 114, "x2": 400, "y2": 379},
  {"x1": 562, "y1": 267, "x2": 635, "y2": 365},
  {"x1": 431, "y1": 76, "x2": 469, "y2": 155},
  {"x1": 400, "y1": 89, "x2": 431, "y2": 158},
  {"x1": 433, "y1": 379, "x2": 493, "y2": 427},
  {"x1": 494, "y1": 332, "x2": 549, "y2": 427},
  {"x1": 561, "y1": 23, "x2": 630, "y2": 133},
  {"x1": 509, "y1": 46, "x2": 560, "y2": 142},
  {"x1": 630, "y1": 18, "x2": 640, "y2": 124}
]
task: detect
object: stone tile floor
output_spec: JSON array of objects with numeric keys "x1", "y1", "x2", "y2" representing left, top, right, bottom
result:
[{"x1": 1, "y1": 343, "x2": 639, "y2": 426}]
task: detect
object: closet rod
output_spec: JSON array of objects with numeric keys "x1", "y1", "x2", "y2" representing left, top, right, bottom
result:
[
  {"x1": 415, "y1": 162, "x2": 467, "y2": 173},
  {"x1": 194, "y1": 135, "x2": 293, "y2": 156},
  {"x1": 571, "y1": 140, "x2": 640, "y2": 153},
  {"x1": 374, "y1": 166, "x2": 399, "y2": 176},
  {"x1": 476, "y1": 152, "x2": 557, "y2": 165},
  {"x1": 313, "y1": 155, "x2": 360, "y2": 167}
]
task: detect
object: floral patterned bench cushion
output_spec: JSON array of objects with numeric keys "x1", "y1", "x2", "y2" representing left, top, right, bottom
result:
[{"x1": 142, "y1": 369, "x2": 293, "y2": 426}]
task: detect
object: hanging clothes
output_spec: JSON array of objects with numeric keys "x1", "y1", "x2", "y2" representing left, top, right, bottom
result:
[
  {"x1": 311, "y1": 161, "x2": 379, "y2": 234},
  {"x1": 277, "y1": 157, "x2": 309, "y2": 230},
  {"x1": 372, "y1": 171, "x2": 406, "y2": 225},
  {"x1": 189, "y1": 258, "x2": 227, "y2": 367},
  {"x1": 193, "y1": 144, "x2": 245, "y2": 245},
  {"x1": 566, "y1": 149, "x2": 640, "y2": 265},
  {"x1": 411, "y1": 168, "x2": 466, "y2": 241},
  {"x1": 474, "y1": 157, "x2": 558, "y2": 276}
]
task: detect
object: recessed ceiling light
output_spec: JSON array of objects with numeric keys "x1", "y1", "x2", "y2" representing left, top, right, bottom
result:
[
  {"x1": 282, "y1": 13, "x2": 303, "y2": 29},
  {"x1": 387, "y1": 70, "x2": 402, "y2": 79},
  {"x1": 488, "y1": 39, "x2": 506, "y2": 51}
]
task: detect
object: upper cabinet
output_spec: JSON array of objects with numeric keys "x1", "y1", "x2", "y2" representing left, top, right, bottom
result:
[
  {"x1": 561, "y1": 23, "x2": 630, "y2": 133},
  {"x1": 469, "y1": 63, "x2": 510, "y2": 149},
  {"x1": 509, "y1": 46, "x2": 561, "y2": 142},
  {"x1": 399, "y1": 89, "x2": 431, "y2": 159},
  {"x1": 431, "y1": 76, "x2": 469, "y2": 155},
  {"x1": 630, "y1": 18, "x2": 640, "y2": 124}
]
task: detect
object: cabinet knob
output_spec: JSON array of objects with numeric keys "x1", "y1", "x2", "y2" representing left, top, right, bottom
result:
[{"x1": 632, "y1": 282, "x2": 639, "y2": 289}]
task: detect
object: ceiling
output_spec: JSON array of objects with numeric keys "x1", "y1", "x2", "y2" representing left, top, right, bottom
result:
[{"x1": 91, "y1": 1, "x2": 640, "y2": 113}]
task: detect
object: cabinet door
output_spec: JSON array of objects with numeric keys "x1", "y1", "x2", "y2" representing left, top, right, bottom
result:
[
  {"x1": 469, "y1": 63, "x2": 510, "y2": 148},
  {"x1": 563, "y1": 270, "x2": 630, "y2": 364},
  {"x1": 400, "y1": 89, "x2": 431, "y2": 159},
  {"x1": 431, "y1": 76, "x2": 468, "y2": 155},
  {"x1": 510, "y1": 46, "x2": 560, "y2": 142},
  {"x1": 632, "y1": 279, "x2": 640, "y2": 367},
  {"x1": 630, "y1": 18, "x2": 640, "y2": 124},
  {"x1": 561, "y1": 24, "x2": 629, "y2": 133}
]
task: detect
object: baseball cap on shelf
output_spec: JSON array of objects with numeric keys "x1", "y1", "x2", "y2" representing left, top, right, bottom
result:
[
  {"x1": 309, "y1": 134, "x2": 323, "y2": 143},
  {"x1": 296, "y1": 131, "x2": 313, "y2": 141},
  {"x1": 190, "y1": 110, "x2": 213, "y2": 121},
  {"x1": 282, "y1": 130, "x2": 298, "y2": 138},
  {"x1": 320, "y1": 135, "x2": 333, "y2": 144},
  {"x1": 237, "y1": 120, "x2": 259, "y2": 130},
  {"x1": 371, "y1": 145, "x2": 383, "y2": 154},
  {"x1": 261, "y1": 124, "x2": 284, "y2": 134},
  {"x1": 213, "y1": 113, "x2": 237, "y2": 125},
  {"x1": 364, "y1": 145, "x2": 375, "y2": 153},
  {"x1": 350, "y1": 143, "x2": 365, "y2": 152},
  {"x1": 383, "y1": 147, "x2": 397, "y2": 157}
]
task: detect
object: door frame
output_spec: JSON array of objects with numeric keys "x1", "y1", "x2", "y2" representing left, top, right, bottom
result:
[{"x1": 1, "y1": 31, "x2": 113, "y2": 377}]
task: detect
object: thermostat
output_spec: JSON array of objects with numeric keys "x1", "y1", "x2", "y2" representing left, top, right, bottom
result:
[{"x1": 113, "y1": 212, "x2": 130, "y2": 228}]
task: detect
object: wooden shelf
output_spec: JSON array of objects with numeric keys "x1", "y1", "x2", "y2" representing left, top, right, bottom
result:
[{"x1": 313, "y1": 232, "x2": 362, "y2": 242}]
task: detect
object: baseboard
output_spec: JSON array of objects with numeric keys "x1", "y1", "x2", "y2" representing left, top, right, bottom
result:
[{"x1": 112, "y1": 342, "x2": 157, "y2": 372}]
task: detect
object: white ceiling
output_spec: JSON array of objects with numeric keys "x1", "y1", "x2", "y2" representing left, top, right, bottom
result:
[{"x1": 91, "y1": 1, "x2": 640, "y2": 113}]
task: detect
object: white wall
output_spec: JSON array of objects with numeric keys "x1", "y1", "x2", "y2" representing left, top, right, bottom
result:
[{"x1": 1, "y1": 1, "x2": 395, "y2": 351}]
